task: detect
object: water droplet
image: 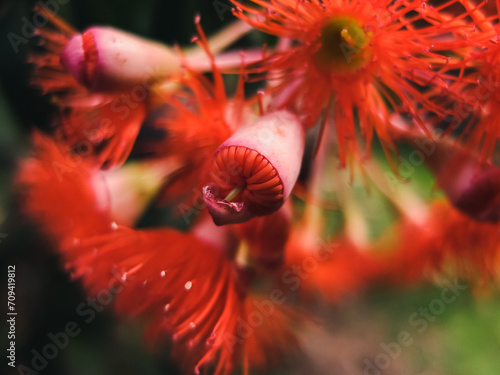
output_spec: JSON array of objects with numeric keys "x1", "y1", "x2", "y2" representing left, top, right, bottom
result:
[
  {"x1": 121, "y1": 273, "x2": 127, "y2": 282},
  {"x1": 160, "y1": 270, "x2": 166, "y2": 278},
  {"x1": 164, "y1": 303, "x2": 170, "y2": 312},
  {"x1": 111, "y1": 222, "x2": 118, "y2": 230},
  {"x1": 189, "y1": 322, "x2": 196, "y2": 329},
  {"x1": 184, "y1": 281, "x2": 193, "y2": 290},
  {"x1": 205, "y1": 332, "x2": 216, "y2": 346}
]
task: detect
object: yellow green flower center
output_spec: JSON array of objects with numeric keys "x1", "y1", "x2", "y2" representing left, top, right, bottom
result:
[{"x1": 314, "y1": 16, "x2": 372, "y2": 74}]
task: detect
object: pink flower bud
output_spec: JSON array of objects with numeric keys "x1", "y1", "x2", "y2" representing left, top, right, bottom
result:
[
  {"x1": 203, "y1": 111, "x2": 305, "y2": 225},
  {"x1": 61, "y1": 27, "x2": 181, "y2": 91}
]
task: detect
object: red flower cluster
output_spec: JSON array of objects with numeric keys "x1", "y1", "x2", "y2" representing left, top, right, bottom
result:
[{"x1": 15, "y1": 1, "x2": 500, "y2": 374}]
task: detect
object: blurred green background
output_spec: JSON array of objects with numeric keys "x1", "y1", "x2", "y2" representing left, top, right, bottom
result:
[{"x1": 1, "y1": 1, "x2": 500, "y2": 374}]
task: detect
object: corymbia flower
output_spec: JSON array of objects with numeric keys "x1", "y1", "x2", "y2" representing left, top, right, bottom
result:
[
  {"x1": 15, "y1": 131, "x2": 178, "y2": 242},
  {"x1": 449, "y1": 36, "x2": 500, "y2": 162},
  {"x1": 69, "y1": 222, "x2": 299, "y2": 375},
  {"x1": 16, "y1": 131, "x2": 300, "y2": 375},
  {"x1": 393, "y1": 117, "x2": 500, "y2": 222},
  {"x1": 285, "y1": 228, "x2": 381, "y2": 303},
  {"x1": 231, "y1": 0, "x2": 489, "y2": 165},
  {"x1": 382, "y1": 201, "x2": 500, "y2": 287},
  {"x1": 30, "y1": 7, "x2": 149, "y2": 168},
  {"x1": 15, "y1": 131, "x2": 114, "y2": 246}
]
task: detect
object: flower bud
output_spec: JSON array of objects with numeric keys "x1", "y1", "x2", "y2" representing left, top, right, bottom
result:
[
  {"x1": 203, "y1": 111, "x2": 304, "y2": 225},
  {"x1": 61, "y1": 27, "x2": 181, "y2": 91},
  {"x1": 392, "y1": 118, "x2": 500, "y2": 223},
  {"x1": 434, "y1": 150, "x2": 500, "y2": 223}
]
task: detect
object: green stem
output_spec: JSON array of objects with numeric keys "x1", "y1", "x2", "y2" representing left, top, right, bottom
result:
[{"x1": 224, "y1": 185, "x2": 244, "y2": 202}]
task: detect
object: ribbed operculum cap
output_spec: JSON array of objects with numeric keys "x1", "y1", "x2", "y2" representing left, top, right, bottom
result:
[
  {"x1": 203, "y1": 110, "x2": 304, "y2": 226},
  {"x1": 61, "y1": 27, "x2": 181, "y2": 91}
]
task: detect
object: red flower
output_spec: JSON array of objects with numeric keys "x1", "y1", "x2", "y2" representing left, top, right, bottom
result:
[
  {"x1": 383, "y1": 201, "x2": 500, "y2": 286},
  {"x1": 68, "y1": 221, "x2": 300, "y2": 374},
  {"x1": 282, "y1": 205, "x2": 382, "y2": 303},
  {"x1": 393, "y1": 118, "x2": 500, "y2": 222},
  {"x1": 30, "y1": 7, "x2": 148, "y2": 169},
  {"x1": 231, "y1": 0, "x2": 486, "y2": 165},
  {"x1": 71, "y1": 224, "x2": 248, "y2": 374},
  {"x1": 15, "y1": 131, "x2": 114, "y2": 248},
  {"x1": 446, "y1": 34, "x2": 500, "y2": 162},
  {"x1": 16, "y1": 131, "x2": 300, "y2": 374}
]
